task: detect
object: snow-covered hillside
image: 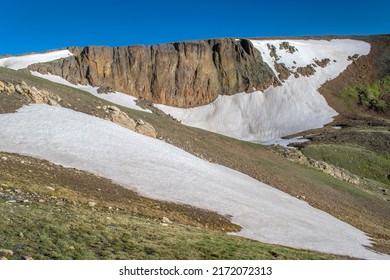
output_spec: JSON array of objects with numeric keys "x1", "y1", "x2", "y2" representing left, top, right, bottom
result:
[
  {"x1": 0, "y1": 39, "x2": 371, "y2": 143},
  {"x1": 0, "y1": 104, "x2": 387, "y2": 259},
  {"x1": 0, "y1": 50, "x2": 72, "y2": 70},
  {"x1": 31, "y1": 72, "x2": 151, "y2": 113},
  {"x1": 156, "y1": 39, "x2": 371, "y2": 142}
]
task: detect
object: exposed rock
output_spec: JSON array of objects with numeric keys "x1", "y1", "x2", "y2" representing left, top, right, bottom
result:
[
  {"x1": 28, "y1": 39, "x2": 275, "y2": 107},
  {"x1": 273, "y1": 145, "x2": 362, "y2": 185},
  {"x1": 296, "y1": 64, "x2": 316, "y2": 77},
  {"x1": 0, "y1": 80, "x2": 4, "y2": 92},
  {"x1": 135, "y1": 122, "x2": 157, "y2": 138},
  {"x1": 314, "y1": 58, "x2": 331, "y2": 68},
  {"x1": 88, "y1": 201, "x2": 97, "y2": 207},
  {"x1": 279, "y1": 41, "x2": 298, "y2": 53},
  {"x1": 162, "y1": 216, "x2": 172, "y2": 224},
  {"x1": 102, "y1": 105, "x2": 156, "y2": 137},
  {"x1": 274, "y1": 62, "x2": 291, "y2": 81},
  {"x1": 97, "y1": 86, "x2": 115, "y2": 94},
  {"x1": 0, "y1": 80, "x2": 60, "y2": 106},
  {"x1": 0, "y1": 249, "x2": 14, "y2": 256},
  {"x1": 103, "y1": 105, "x2": 136, "y2": 130},
  {"x1": 267, "y1": 43, "x2": 278, "y2": 61}
]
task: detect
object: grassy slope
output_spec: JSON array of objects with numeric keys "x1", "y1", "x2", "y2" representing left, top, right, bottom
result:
[
  {"x1": 302, "y1": 144, "x2": 390, "y2": 185},
  {"x1": 0, "y1": 152, "x2": 338, "y2": 260},
  {"x1": 1, "y1": 67, "x2": 389, "y2": 256}
]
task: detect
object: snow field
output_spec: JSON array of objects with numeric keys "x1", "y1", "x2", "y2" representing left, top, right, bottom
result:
[
  {"x1": 0, "y1": 104, "x2": 387, "y2": 259},
  {"x1": 31, "y1": 72, "x2": 151, "y2": 113},
  {"x1": 0, "y1": 50, "x2": 73, "y2": 70},
  {"x1": 156, "y1": 39, "x2": 371, "y2": 142}
]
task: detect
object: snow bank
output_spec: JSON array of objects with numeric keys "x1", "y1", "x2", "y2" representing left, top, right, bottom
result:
[
  {"x1": 0, "y1": 50, "x2": 73, "y2": 70},
  {"x1": 31, "y1": 72, "x2": 151, "y2": 113},
  {"x1": 0, "y1": 104, "x2": 386, "y2": 259},
  {"x1": 156, "y1": 39, "x2": 371, "y2": 142}
]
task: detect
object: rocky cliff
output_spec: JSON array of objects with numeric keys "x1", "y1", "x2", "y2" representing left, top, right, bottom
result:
[{"x1": 28, "y1": 39, "x2": 275, "y2": 107}]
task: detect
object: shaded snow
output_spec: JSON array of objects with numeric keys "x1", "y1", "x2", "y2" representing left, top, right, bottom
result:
[
  {"x1": 156, "y1": 39, "x2": 371, "y2": 142},
  {"x1": 0, "y1": 104, "x2": 387, "y2": 259},
  {"x1": 31, "y1": 72, "x2": 151, "y2": 113},
  {"x1": 0, "y1": 50, "x2": 73, "y2": 70}
]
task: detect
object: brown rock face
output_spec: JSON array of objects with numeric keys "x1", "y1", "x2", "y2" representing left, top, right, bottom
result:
[{"x1": 28, "y1": 39, "x2": 275, "y2": 107}]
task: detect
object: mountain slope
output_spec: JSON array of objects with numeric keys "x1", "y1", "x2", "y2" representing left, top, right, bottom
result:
[{"x1": 0, "y1": 35, "x2": 389, "y2": 259}]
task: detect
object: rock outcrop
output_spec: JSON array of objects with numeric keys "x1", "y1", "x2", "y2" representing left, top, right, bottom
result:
[
  {"x1": 28, "y1": 39, "x2": 276, "y2": 107},
  {"x1": 103, "y1": 105, "x2": 157, "y2": 138},
  {"x1": 0, "y1": 80, "x2": 60, "y2": 106},
  {"x1": 1, "y1": 80, "x2": 157, "y2": 138},
  {"x1": 273, "y1": 145, "x2": 362, "y2": 185}
]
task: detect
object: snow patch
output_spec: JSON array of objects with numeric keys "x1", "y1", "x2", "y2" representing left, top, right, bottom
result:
[
  {"x1": 0, "y1": 104, "x2": 387, "y2": 259},
  {"x1": 156, "y1": 39, "x2": 371, "y2": 142},
  {"x1": 0, "y1": 50, "x2": 73, "y2": 70},
  {"x1": 31, "y1": 72, "x2": 151, "y2": 113}
]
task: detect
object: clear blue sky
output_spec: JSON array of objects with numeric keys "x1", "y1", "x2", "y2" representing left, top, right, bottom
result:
[{"x1": 1, "y1": 0, "x2": 389, "y2": 55}]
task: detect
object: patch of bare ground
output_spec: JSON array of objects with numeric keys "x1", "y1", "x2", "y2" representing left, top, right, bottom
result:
[{"x1": 319, "y1": 35, "x2": 390, "y2": 118}]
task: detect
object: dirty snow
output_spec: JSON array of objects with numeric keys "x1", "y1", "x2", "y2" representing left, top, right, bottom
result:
[
  {"x1": 0, "y1": 50, "x2": 73, "y2": 70},
  {"x1": 31, "y1": 72, "x2": 151, "y2": 113},
  {"x1": 0, "y1": 104, "x2": 387, "y2": 260},
  {"x1": 156, "y1": 39, "x2": 370, "y2": 142}
]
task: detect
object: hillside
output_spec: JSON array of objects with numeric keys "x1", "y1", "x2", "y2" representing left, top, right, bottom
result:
[{"x1": 0, "y1": 35, "x2": 389, "y2": 260}]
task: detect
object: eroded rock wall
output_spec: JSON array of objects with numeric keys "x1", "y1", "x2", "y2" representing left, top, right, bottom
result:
[{"x1": 28, "y1": 39, "x2": 275, "y2": 107}]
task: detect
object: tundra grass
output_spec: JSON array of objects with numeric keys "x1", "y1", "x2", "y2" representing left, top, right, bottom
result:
[{"x1": 302, "y1": 144, "x2": 390, "y2": 185}]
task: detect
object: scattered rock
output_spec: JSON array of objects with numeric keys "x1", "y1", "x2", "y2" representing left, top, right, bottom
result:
[
  {"x1": 279, "y1": 41, "x2": 297, "y2": 53},
  {"x1": 314, "y1": 58, "x2": 330, "y2": 68},
  {"x1": 0, "y1": 249, "x2": 14, "y2": 256},
  {"x1": 88, "y1": 201, "x2": 97, "y2": 207},
  {"x1": 21, "y1": 256, "x2": 34, "y2": 260},
  {"x1": 19, "y1": 232, "x2": 24, "y2": 238},
  {"x1": 97, "y1": 86, "x2": 115, "y2": 94},
  {"x1": 0, "y1": 256, "x2": 8, "y2": 260},
  {"x1": 162, "y1": 217, "x2": 172, "y2": 224},
  {"x1": 6, "y1": 200, "x2": 16, "y2": 204},
  {"x1": 1, "y1": 156, "x2": 7, "y2": 161},
  {"x1": 46, "y1": 186, "x2": 55, "y2": 191},
  {"x1": 296, "y1": 64, "x2": 316, "y2": 77},
  {"x1": 38, "y1": 199, "x2": 45, "y2": 203}
]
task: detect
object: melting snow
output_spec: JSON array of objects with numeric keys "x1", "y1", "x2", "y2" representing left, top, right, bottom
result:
[
  {"x1": 0, "y1": 104, "x2": 387, "y2": 259},
  {"x1": 156, "y1": 39, "x2": 371, "y2": 142},
  {"x1": 31, "y1": 72, "x2": 151, "y2": 113},
  {"x1": 0, "y1": 50, "x2": 73, "y2": 70}
]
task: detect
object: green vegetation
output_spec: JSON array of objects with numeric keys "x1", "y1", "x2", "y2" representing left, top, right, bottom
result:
[
  {"x1": 339, "y1": 75, "x2": 390, "y2": 112},
  {"x1": 0, "y1": 181, "x2": 338, "y2": 260},
  {"x1": 1, "y1": 66, "x2": 389, "y2": 256},
  {"x1": 302, "y1": 144, "x2": 390, "y2": 185}
]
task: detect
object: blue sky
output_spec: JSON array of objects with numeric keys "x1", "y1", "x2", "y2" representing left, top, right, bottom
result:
[{"x1": 0, "y1": 0, "x2": 389, "y2": 55}]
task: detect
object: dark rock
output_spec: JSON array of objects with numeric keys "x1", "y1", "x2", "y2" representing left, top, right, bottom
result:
[{"x1": 28, "y1": 39, "x2": 275, "y2": 107}]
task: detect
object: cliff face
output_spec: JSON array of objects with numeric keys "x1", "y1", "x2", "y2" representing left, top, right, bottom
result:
[{"x1": 28, "y1": 39, "x2": 275, "y2": 107}]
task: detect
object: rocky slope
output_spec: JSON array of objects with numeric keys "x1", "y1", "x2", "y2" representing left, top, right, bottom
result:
[{"x1": 28, "y1": 39, "x2": 275, "y2": 107}]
